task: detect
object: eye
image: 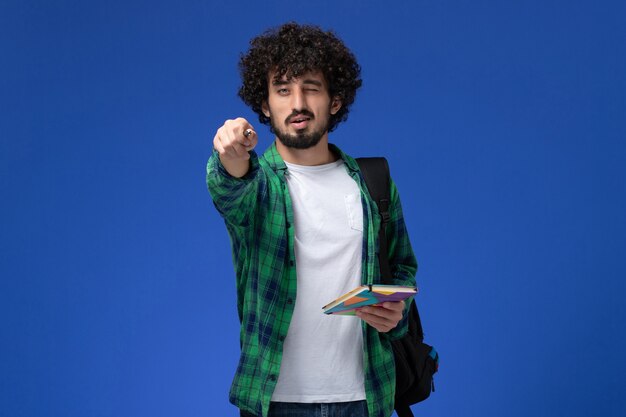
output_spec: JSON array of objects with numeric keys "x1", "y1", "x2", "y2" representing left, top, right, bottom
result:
[{"x1": 277, "y1": 88, "x2": 289, "y2": 95}]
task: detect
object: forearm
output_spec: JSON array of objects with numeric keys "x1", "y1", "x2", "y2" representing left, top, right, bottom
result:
[
  {"x1": 220, "y1": 153, "x2": 252, "y2": 178},
  {"x1": 206, "y1": 149, "x2": 263, "y2": 227}
]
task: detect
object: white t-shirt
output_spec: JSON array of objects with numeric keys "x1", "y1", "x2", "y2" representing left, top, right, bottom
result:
[{"x1": 271, "y1": 159, "x2": 366, "y2": 403}]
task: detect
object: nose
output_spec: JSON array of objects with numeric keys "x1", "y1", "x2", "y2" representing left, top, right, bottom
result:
[{"x1": 290, "y1": 87, "x2": 307, "y2": 112}]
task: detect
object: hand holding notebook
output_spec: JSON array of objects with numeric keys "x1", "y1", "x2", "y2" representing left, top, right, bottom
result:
[{"x1": 322, "y1": 284, "x2": 418, "y2": 315}]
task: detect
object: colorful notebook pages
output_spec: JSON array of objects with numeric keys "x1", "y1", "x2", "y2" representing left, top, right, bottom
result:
[{"x1": 323, "y1": 284, "x2": 417, "y2": 315}]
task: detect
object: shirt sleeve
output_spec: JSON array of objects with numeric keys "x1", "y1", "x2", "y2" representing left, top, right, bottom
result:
[
  {"x1": 206, "y1": 149, "x2": 265, "y2": 227},
  {"x1": 382, "y1": 178, "x2": 418, "y2": 341}
]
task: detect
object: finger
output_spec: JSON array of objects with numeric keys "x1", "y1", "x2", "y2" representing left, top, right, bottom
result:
[
  {"x1": 223, "y1": 128, "x2": 248, "y2": 158},
  {"x1": 362, "y1": 307, "x2": 402, "y2": 328},
  {"x1": 241, "y1": 128, "x2": 257, "y2": 149},
  {"x1": 230, "y1": 140, "x2": 251, "y2": 159},
  {"x1": 357, "y1": 309, "x2": 395, "y2": 327},
  {"x1": 357, "y1": 312, "x2": 394, "y2": 332},
  {"x1": 232, "y1": 118, "x2": 254, "y2": 143},
  {"x1": 382, "y1": 301, "x2": 405, "y2": 312},
  {"x1": 213, "y1": 133, "x2": 225, "y2": 154},
  {"x1": 233, "y1": 132, "x2": 255, "y2": 153},
  {"x1": 215, "y1": 128, "x2": 235, "y2": 157},
  {"x1": 215, "y1": 120, "x2": 256, "y2": 159},
  {"x1": 239, "y1": 118, "x2": 254, "y2": 134},
  {"x1": 222, "y1": 120, "x2": 244, "y2": 146},
  {"x1": 249, "y1": 132, "x2": 258, "y2": 150},
  {"x1": 360, "y1": 305, "x2": 402, "y2": 321},
  {"x1": 215, "y1": 131, "x2": 236, "y2": 159}
]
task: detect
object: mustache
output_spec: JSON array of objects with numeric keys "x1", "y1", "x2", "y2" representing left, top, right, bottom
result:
[{"x1": 285, "y1": 110, "x2": 315, "y2": 123}]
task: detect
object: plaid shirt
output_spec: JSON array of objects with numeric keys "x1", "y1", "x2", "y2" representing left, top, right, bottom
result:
[{"x1": 206, "y1": 143, "x2": 417, "y2": 417}]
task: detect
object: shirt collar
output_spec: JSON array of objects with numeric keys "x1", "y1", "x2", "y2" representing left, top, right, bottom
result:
[{"x1": 261, "y1": 141, "x2": 360, "y2": 173}]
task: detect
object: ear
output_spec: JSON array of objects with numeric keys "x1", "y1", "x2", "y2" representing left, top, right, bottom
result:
[
  {"x1": 330, "y1": 96, "x2": 342, "y2": 115},
  {"x1": 262, "y1": 101, "x2": 270, "y2": 117}
]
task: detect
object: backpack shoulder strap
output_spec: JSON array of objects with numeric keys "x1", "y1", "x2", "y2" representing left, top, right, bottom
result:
[
  {"x1": 357, "y1": 157, "x2": 426, "y2": 341},
  {"x1": 356, "y1": 157, "x2": 393, "y2": 284}
]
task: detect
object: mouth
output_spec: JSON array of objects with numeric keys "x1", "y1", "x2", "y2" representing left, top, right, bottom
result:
[{"x1": 289, "y1": 115, "x2": 312, "y2": 130}]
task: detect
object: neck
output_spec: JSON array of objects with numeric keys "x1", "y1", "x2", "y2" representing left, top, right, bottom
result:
[{"x1": 275, "y1": 136, "x2": 338, "y2": 166}]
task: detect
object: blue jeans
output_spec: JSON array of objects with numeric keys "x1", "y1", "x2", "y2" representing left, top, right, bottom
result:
[{"x1": 240, "y1": 400, "x2": 369, "y2": 417}]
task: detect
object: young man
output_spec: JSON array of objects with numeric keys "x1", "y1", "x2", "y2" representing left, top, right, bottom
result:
[{"x1": 207, "y1": 23, "x2": 417, "y2": 417}]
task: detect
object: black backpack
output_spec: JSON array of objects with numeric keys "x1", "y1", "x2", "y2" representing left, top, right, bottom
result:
[{"x1": 356, "y1": 157, "x2": 439, "y2": 417}]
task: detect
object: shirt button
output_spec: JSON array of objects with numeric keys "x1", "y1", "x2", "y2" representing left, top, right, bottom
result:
[
  {"x1": 279, "y1": 335, "x2": 285, "y2": 342},
  {"x1": 286, "y1": 221, "x2": 291, "y2": 228},
  {"x1": 287, "y1": 298, "x2": 293, "y2": 305},
  {"x1": 289, "y1": 260, "x2": 294, "y2": 266},
  {"x1": 269, "y1": 374, "x2": 277, "y2": 381}
]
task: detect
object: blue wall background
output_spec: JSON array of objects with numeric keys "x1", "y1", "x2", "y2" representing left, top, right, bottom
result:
[{"x1": 2, "y1": 1, "x2": 625, "y2": 416}]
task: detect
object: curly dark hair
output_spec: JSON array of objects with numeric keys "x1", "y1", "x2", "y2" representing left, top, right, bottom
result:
[{"x1": 238, "y1": 22, "x2": 362, "y2": 133}]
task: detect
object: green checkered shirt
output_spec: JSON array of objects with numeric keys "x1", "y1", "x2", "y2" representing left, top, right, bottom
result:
[{"x1": 206, "y1": 142, "x2": 417, "y2": 417}]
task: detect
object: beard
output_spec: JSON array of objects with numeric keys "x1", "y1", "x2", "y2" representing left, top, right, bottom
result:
[{"x1": 269, "y1": 109, "x2": 330, "y2": 150}]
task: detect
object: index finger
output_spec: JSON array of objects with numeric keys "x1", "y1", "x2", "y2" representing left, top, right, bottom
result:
[
  {"x1": 241, "y1": 128, "x2": 258, "y2": 149},
  {"x1": 382, "y1": 301, "x2": 405, "y2": 311}
]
